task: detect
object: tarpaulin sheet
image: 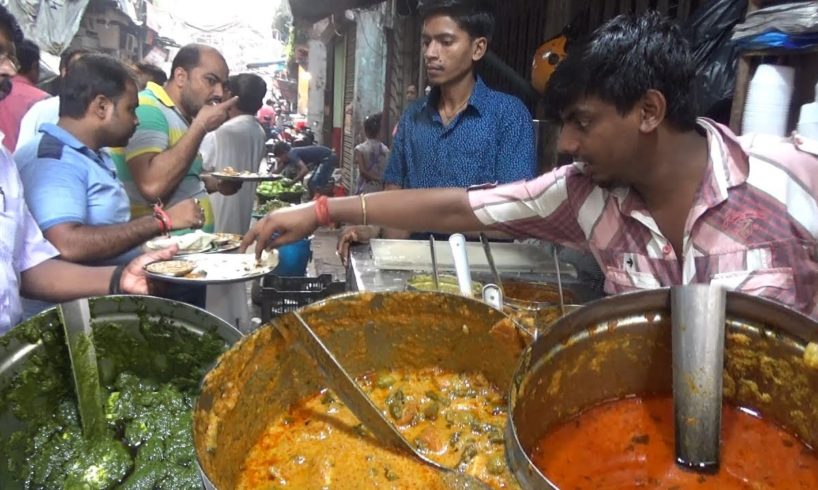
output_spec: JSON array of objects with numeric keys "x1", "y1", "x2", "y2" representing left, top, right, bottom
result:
[{"x1": 2, "y1": 0, "x2": 92, "y2": 56}]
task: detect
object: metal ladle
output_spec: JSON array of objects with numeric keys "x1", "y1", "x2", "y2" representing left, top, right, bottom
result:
[
  {"x1": 551, "y1": 245, "x2": 565, "y2": 316},
  {"x1": 288, "y1": 311, "x2": 491, "y2": 489},
  {"x1": 430, "y1": 235, "x2": 440, "y2": 291},
  {"x1": 449, "y1": 234, "x2": 474, "y2": 298},
  {"x1": 671, "y1": 284, "x2": 726, "y2": 473},
  {"x1": 58, "y1": 299, "x2": 107, "y2": 439}
]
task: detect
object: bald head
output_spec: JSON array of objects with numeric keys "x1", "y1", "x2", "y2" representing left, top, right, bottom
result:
[{"x1": 171, "y1": 43, "x2": 226, "y2": 78}]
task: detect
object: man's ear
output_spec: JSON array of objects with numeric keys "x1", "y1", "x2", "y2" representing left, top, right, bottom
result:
[
  {"x1": 472, "y1": 36, "x2": 488, "y2": 62},
  {"x1": 639, "y1": 89, "x2": 666, "y2": 133},
  {"x1": 173, "y1": 67, "x2": 188, "y2": 87},
  {"x1": 91, "y1": 95, "x2": 111, "y2": 120}
]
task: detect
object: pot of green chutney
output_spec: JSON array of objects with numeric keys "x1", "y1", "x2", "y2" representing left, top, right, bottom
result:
[{"x1": 0, "y1": 295, "x2": 243, "y2": 489}]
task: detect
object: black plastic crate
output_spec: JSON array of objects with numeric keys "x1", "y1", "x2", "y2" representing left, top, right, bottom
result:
[{"x1": 259, "y1": 274, "x2": 346, "y2": 322}]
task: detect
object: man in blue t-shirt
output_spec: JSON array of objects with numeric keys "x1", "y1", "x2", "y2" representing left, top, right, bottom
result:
[
  {"x1": 14, "y1": 54, "x2": 202, "y2": 317},
  {"x1": 271, "y1": 141, "x2": 338, "y2": 195}
]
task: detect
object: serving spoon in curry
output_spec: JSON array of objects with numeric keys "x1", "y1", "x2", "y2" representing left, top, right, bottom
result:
[
  {"x1": 288, "y1": 311, "x2": 492, "y2": 490},
  {"x1": 58, "y1": 298, "x2": 107, "y2": 439}
]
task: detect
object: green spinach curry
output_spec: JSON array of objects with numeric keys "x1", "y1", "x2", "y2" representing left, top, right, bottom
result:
[{"x1": 0, "y1": 310, "x2": 227, "y2": 489}]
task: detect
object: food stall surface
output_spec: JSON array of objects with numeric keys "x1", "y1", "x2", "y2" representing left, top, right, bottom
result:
[{"x1": 347, "y1": 239, "x2": 604, "y2": 303}]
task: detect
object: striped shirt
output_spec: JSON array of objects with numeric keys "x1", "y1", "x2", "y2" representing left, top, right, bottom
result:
[
  {"x1": 111, "y1": 82, "x2": 213, "y2": 232},
  {"x1": 469, "y1": 119, "x2": 818, "y2": 317}
]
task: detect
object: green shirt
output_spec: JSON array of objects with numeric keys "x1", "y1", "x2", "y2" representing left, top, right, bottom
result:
[{"x1": 112, "y1": 82, "x2": 213, "y2": 232}]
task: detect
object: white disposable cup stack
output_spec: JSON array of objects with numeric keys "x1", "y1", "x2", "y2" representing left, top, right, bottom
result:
[
  {"x1": 742, "y1": 64, "x2": 795, "y2": 137},
  {"x1": 797, "y1": 82, "x2": 818, "y2": 140}
]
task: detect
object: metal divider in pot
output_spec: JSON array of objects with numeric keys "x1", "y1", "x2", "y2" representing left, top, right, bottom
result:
[
  {"x1": 193, "y1": 291, "x2": 531, "y2": 489},
  {"x1": 505, "y1": 289, "x2": 818, "y2": 489}
]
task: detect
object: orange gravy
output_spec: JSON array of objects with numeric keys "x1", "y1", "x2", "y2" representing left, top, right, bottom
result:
[{"x1": 531, "y1": 396, "x2": 818, "y2": 489}]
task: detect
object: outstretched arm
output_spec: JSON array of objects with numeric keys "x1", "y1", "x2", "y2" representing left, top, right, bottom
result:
[{"x1": 242, "y1": 187, "x2": 485, "y2": 257}]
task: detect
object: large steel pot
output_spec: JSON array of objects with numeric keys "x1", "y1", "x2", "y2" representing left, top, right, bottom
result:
[
  {"x1": 505, "y1": 289, "x2": 818, "y2": 489},
  {"x1": 193, "y1": 291, "x2": 529, "y2": 489},
  {"x1": 0, "y1": 295, "x2": 243, "y2": 489}
]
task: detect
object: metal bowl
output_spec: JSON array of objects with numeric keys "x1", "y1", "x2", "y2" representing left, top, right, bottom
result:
[
  {"x1": 505, "y1": 289, "x2": 818, "y2": 489},
  {"x1": 193, "y1": 291, "x2": 530, "y2": 489},
  {"x1": 0, "y1": 295, "x2": 243, "y2": 489}
]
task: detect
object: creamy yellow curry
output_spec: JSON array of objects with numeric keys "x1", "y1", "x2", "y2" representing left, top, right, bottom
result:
[{"x1": 238, "y1": 367, "x2": 517, "y2": 489}]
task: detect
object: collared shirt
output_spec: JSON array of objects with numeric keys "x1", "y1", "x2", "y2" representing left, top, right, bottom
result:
[
  {"x1": 15, "y1": 123, "x2": 136, "y2": 317},
  {"x1": 111, "y1": 81, "x2": 214, "y2": 232},
  {"x1": 469, "y1": 119, "x2": 818, "y2": 318},
  {"x1": 15, "y1": 95, "x2": 59, "y2": 151},
  {"x1": 0, "y1": 76, "x2": 48, "y2": 151},
  {"x1": 383, "y1": 76, "x2": 536, "y2": 189},
  {"x1": 0, "y1": 131, "x2": 59, "y2": 333}
]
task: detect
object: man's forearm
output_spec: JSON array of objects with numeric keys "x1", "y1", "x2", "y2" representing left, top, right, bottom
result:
[
  {"x1": 326, "y1": 188, "x2": 485, "y2": 233},
  {"x1": 381, "y1": 183, "x2": 409, "y2": 238},
  {"x1": 21, "y1": 259, "x2": 113, "y2": 302},
  {"x1": 133, "y1": 124, "x2": 207, "y2": 201},
  {"x1": 45, "y1": 217, "x2": 160, "y2": 263}
]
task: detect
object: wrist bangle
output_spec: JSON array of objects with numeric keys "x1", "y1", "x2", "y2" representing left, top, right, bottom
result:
[
  {"x1": 360, "y1": 194, "x2": 368, "y2": 226},
  {"x1": 109, "y1": 264, "x2": 127, "y2": 295},
  {"x1": 314, "y1": 195, "x2": 332, "y2": 227}
]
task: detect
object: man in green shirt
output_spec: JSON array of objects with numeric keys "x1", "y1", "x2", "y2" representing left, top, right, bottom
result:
[{"x1": 112, "y1": 43, "x2": 240, "y2": 233}]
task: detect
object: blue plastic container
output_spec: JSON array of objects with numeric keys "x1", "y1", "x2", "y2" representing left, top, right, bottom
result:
[{"x1": 271, "y1": 237, "x2": 312, "y2": 276}]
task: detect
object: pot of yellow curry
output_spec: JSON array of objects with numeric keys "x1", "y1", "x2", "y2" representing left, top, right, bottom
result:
[
  {"x1": 506, "y1": 289, "x2": 818, "y2": 489},
  {"x1": 193, "y1": 291, "x2": 530, "y2": 489}
]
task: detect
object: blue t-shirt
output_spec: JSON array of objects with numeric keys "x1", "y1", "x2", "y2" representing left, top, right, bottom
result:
[
  {"x1": 383, "y1": 77, "x2": 536, "y2": 189},
  {"x1": 290, "y1": 145, "x2": 333, "y2": 165},
  {"x1": 15, "y1": 124, "x2": 137, "y2": 317},
  {"x1": 15, "y1": 123, "x2": 135, "y2": 263}
]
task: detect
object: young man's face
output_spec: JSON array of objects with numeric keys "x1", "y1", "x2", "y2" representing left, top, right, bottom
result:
[
  {"x1": 557, "y1": 96, "x2": 643, "y2": 188},
  {"x1": 104, "y1": 82, "x2": 139, "y2": 148},
  {"x1": 421, "y1": 14, "x2": 486, "y2": 87}
]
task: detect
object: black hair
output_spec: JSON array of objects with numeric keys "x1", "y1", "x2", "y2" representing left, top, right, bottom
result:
[
  {"x1": 59, "y1": 53, "x2": 135, "y2": 119},
  {"x1": 136, "y1": 62, "x2": 167, "y2": 85},
  {"x1": 265, "y1": 98, "x2": 274, "y2": 105},
  {"x1": 364, "y1": 112, "x2": 382, "y2": 139},
  {"x1": 59, "y1": 47, "x2": 91, "y2": 74},
  {"x1": 544, "y1": 11, "x2": 698, "y2": 131},
  {"x1": 16, "y1": 39, "x2": 39, "y2": 75},
  {"x1": 272, "y1": 141, "x2": 291, "y2": 156},
  {"x1": 228, "y1": 73, "x2": 267, "y2": 115},
  {"x1": 0, "y1": 5, "x2": 23, "y2": 45},
  {"x1": 418, "y1": 0, "x2": 495, "y2": 41}
]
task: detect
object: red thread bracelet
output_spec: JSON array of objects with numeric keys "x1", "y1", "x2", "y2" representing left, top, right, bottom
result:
[
  {"x1": 314, "y1": 195, "x2": 332, "y2": 227},
  {"x1": 153, "y1": 203, "x2": 173, "y2": 234}
]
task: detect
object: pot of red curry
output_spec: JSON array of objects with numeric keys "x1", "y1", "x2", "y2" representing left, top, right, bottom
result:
[
  {"x1": 506, "y1": 288, "x2": 818, "y2": 489},
  {"x1": 193, "y1": 291, "x2": 530, "y2": 489}
]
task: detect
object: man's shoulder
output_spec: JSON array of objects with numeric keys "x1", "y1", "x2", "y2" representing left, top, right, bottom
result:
[
  {"x1": 11, "y1": 78, "x2": 48, "y2": 103},
  {"x1": 479, "y1": 85, "x2": 529, "y2": 115}
]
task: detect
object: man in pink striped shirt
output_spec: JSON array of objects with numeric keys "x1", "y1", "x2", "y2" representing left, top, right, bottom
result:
[{"x1": 243, "y1": 12, "x2": 818, "y2": 318}]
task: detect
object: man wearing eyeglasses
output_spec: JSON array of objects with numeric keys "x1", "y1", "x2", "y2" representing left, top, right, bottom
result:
[
  {"x1": 0, "y1": 6, "x2": 177, "y2": 333},
  {"x1": 0, "y1": 35, "x2": 47, "y2": 151}
]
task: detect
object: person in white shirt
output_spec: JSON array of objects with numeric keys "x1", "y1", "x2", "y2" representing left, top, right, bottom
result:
[
  {"x1": 202, "y1": 73, "x2": 267, "y2": 235},
  {"x1": 14, "y1": 47, "x2": 88, "y2": 151},
  {"x1": 201, "y1": 73, "x2": 267, "y2": 329}
]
